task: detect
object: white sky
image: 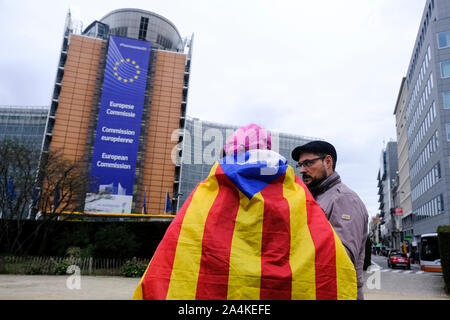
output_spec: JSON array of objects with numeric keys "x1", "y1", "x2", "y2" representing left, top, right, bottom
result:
[{"x1": 0, "y1": 0, "x2": 427, "y2": 218}]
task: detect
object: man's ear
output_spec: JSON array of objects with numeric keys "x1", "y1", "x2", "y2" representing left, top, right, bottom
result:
[{"x1": 325, "y1": 154, "x2": 334, "y2": 171}]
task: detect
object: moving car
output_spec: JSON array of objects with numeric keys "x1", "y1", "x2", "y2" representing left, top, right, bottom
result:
[{"x1": 387, "y1": 252, "x2": 411, "y2": 269}]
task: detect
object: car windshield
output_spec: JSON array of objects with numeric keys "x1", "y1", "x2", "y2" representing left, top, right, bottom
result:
[{"x1": 391, "y1": 253, "x2": 407, "y2": 257}]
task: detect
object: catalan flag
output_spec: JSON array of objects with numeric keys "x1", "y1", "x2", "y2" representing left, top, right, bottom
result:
[{"x1": 133, "y1": 150, "x2": 356, "y2": 300}]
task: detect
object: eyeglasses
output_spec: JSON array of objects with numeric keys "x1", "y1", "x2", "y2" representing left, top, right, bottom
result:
[{"x1": 296, "y1": 156, "x2": 325, "y2": 169}]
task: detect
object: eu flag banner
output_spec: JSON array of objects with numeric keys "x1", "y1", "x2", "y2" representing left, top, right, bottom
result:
[
  {"x1": 133, "y1": 150, "x2": 356, "y2": 300},
  {"x1": 85, "y1": 35, "x2": 151, "y2": 214}
]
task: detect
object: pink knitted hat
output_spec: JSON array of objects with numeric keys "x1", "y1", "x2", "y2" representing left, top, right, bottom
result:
[{"x1": 223, "y1": 124, "x2": 272, "y2": 156}]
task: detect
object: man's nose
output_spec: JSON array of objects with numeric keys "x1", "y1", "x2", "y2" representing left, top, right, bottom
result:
[{"x1": 299, "y1": 165, "x2": 307, "y2": 174}]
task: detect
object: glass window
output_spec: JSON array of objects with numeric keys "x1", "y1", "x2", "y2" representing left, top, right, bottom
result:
[
  {"x1": 446, "y1": 123, "x2": 450, "y2": 141},
  {"x1": 438, "y1": 31, "x2": 450, "y2": 48},
  {"x1": 441, "y1": 61, "x2": 450, "y2": 78},
  {"x1": 443, "y1": 91, "x2": 450, "y2": 108}
]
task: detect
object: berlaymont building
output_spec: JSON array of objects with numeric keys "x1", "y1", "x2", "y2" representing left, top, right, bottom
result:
[
  {"x1": 43, "y1": 8, "x2": 317, "y2": 216},
  {"x1": 44, "y1": 8, "x2": 192, "y2": 215}
]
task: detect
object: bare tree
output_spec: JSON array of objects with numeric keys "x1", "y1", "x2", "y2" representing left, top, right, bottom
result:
[{"x1": 0, "y1": 140, "x2": 99, "y2": 255}]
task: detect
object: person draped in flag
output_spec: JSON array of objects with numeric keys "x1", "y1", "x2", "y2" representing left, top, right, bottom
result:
[{"x1": 133, "y1": 124, "x2": 357, "y2": 300}]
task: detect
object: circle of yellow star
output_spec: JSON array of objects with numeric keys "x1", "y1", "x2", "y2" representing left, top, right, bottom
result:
[{"x1": 113, "y1": 58, "x2": 141, "y2": 83}]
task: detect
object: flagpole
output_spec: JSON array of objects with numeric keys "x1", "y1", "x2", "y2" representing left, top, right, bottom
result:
[
  {"x1": 142, "y1": 187, "x2": 147, "y2": 214},
  {"x1": 164, "y1": 189, "x2": 167, "y2": 214}
]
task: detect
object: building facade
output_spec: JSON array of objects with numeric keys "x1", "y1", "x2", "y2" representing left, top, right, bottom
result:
[
  {"x1": 403, "y1": 0, "x2": 450, "y2": 239},
  {"x1": 0, "y1": 106, "x2": 48, "y2": 148},
  {"x1": 377, "y1": 141, "x2": 399, "y2": 248},
  {"x1": 43, "y1": 9, "x2": 192, "y2": 215},
  {"x1": 393, "y1": 78, "x2": 414, "y2": 245}
]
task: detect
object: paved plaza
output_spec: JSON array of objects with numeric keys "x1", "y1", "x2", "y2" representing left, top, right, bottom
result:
[{"x1": 0, "y1": 274, "x2": 449, "y2": 300}]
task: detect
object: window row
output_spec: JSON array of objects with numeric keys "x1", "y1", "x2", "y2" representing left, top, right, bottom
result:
[
  {"x1": 407, "y1": 0, "x2": 434, "y2": 87},
  {"x1": 409, "y1": 101, "x2": 436, "y2": 156},
  {"x1": 406, "y1": 46, "x2": 432, "y2": 121},
  {"x1": 407, "y1": 72, "x2": 434, "y2": 139},
  {"x1": 416, "y1": 193, "x2": 443, "y2": 221},
  {"x1": 411, "y1": 161, "x2": 441, "y2": 201},
  {"x1": 410, "y1": 130, "x2": 439, "y2": 179}
]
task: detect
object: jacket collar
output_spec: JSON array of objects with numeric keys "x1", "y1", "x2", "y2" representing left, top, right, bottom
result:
[{"x1": 308, "y1": 171, "x2": 341, "y2": 198}]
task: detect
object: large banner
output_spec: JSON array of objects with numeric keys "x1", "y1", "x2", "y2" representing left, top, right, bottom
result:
[{"x1": 85, "y1": 35, "x2": 151, "y2": 214}]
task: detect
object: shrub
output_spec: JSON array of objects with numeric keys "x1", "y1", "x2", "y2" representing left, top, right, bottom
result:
[
  {"x1": 26, "y1": 263, "x2": 45, "y2": 275},
  {"x1": 53, "y1": 261, "x2": 70, "y2": 275},
  {"x1": 122, "y1": 259, "x2": 147, "y2": 278},
  {"x1": 437, "y1": 225, "x2": 450, "y2": 293}
]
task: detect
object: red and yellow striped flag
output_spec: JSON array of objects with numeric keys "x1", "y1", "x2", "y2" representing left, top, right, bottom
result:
[{"x1": 133, "y1": 151, "x2": 356, "y2": 300}]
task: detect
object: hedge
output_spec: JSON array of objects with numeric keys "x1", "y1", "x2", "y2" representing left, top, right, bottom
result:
[
  {"x1": 437, "y1": 225, "x2": 450, "y2": 294},
  {"x1": 0, "y1": 220, "x2": 171, "y2": 258}
]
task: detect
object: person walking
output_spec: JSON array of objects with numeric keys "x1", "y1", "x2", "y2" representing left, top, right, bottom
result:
[{"x1": 292, "y1": 140, "x2": 369, "y2": 300}]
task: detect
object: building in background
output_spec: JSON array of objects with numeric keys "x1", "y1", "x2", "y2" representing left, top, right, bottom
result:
[
  {"x1": 43, "y1": 9, "x2": 192, "y2": 215},
  {"x1": 377, "y1": 141, "x2": 399, "y2": 249},
  {"x1": 0, "y1": 105, "x2": 48, "y2": 148},
  {"x1": 176, "y1": 116, "x2": 318, "y2": 212},
  {"x1": 402, "y1": 0, "x2": 450, "y2": 241},
  {"x1": 393, "y1": 77, "x2": 414, "y2": 249}
]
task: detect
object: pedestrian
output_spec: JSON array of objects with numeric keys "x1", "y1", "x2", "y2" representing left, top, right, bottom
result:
[
  {"x1": 133, "y1": 126, "x2": 357, "y2": 300},
  {"x1": 292, "y1": 140, "x2": 369, "y2": 300}
]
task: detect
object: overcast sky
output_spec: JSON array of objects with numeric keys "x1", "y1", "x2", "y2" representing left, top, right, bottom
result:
[{"x1": 0, "y1": 0, "x2": 427, "y2": 217}]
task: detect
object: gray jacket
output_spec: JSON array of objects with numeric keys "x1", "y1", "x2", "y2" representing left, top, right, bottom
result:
[{"x1": 309, "y1": 171, "x2": 368, "y2": 300}]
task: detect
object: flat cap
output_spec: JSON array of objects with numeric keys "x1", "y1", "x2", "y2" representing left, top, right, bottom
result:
[{"x1": 291, "y1": 140, "x2": 337, "y2": 166}]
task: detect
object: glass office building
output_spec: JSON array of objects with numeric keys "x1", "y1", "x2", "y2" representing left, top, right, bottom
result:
[{"x1": 0, "y1": 105, "x2": 48, "y2": 148}]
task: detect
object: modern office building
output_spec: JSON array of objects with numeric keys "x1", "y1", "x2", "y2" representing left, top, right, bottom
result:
[
  {"x1": 402, "y1": 0, "x2": 450, "y2": 240},
  {"x1": 393, "y1": 78, "x2": 414, "y2": 244},
  {"x1": 176, "y1": 116, "x2": 318, "y2": 211},
  {"x1": 0, "y1": 105, "x2": 48, "y2": 148},
  {"x1": 377, "y1": 141, "x2": 399, "y2": 248},
  {"x1": 43, "y1": 9, "x2": 192, "y2": 215}
]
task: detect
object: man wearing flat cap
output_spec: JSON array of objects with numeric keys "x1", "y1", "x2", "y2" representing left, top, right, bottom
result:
[{"x1": 292, "y1": 141, "x2": 368, "y2": 300}]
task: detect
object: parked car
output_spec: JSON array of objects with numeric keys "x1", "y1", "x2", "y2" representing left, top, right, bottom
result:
[{"x1": 387, "y1": 252, "x2": 411, "y2": 269}]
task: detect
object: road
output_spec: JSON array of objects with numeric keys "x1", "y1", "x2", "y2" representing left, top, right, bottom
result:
[{"x1": 362, "y1": 254, "x2": 449, "y2": 299}]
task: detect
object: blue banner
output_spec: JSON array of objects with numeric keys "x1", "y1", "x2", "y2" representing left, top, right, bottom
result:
[{"x1": 85, "y1": 35, "x2": 151, "y2": 214}]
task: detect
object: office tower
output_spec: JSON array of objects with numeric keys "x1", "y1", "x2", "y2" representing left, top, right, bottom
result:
[
  {"x1": 43, "y1": 9, "x2": 192, "y2": 215},
  {"x1": 403, "y1": 0, "x2": 450, "y2": 240},
  {"x1": 393, "y1": 78, "x2": 414, "y2": 245},
  {"x1": 377, "y1": 141, "x2": 399, "y2": 248}
]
